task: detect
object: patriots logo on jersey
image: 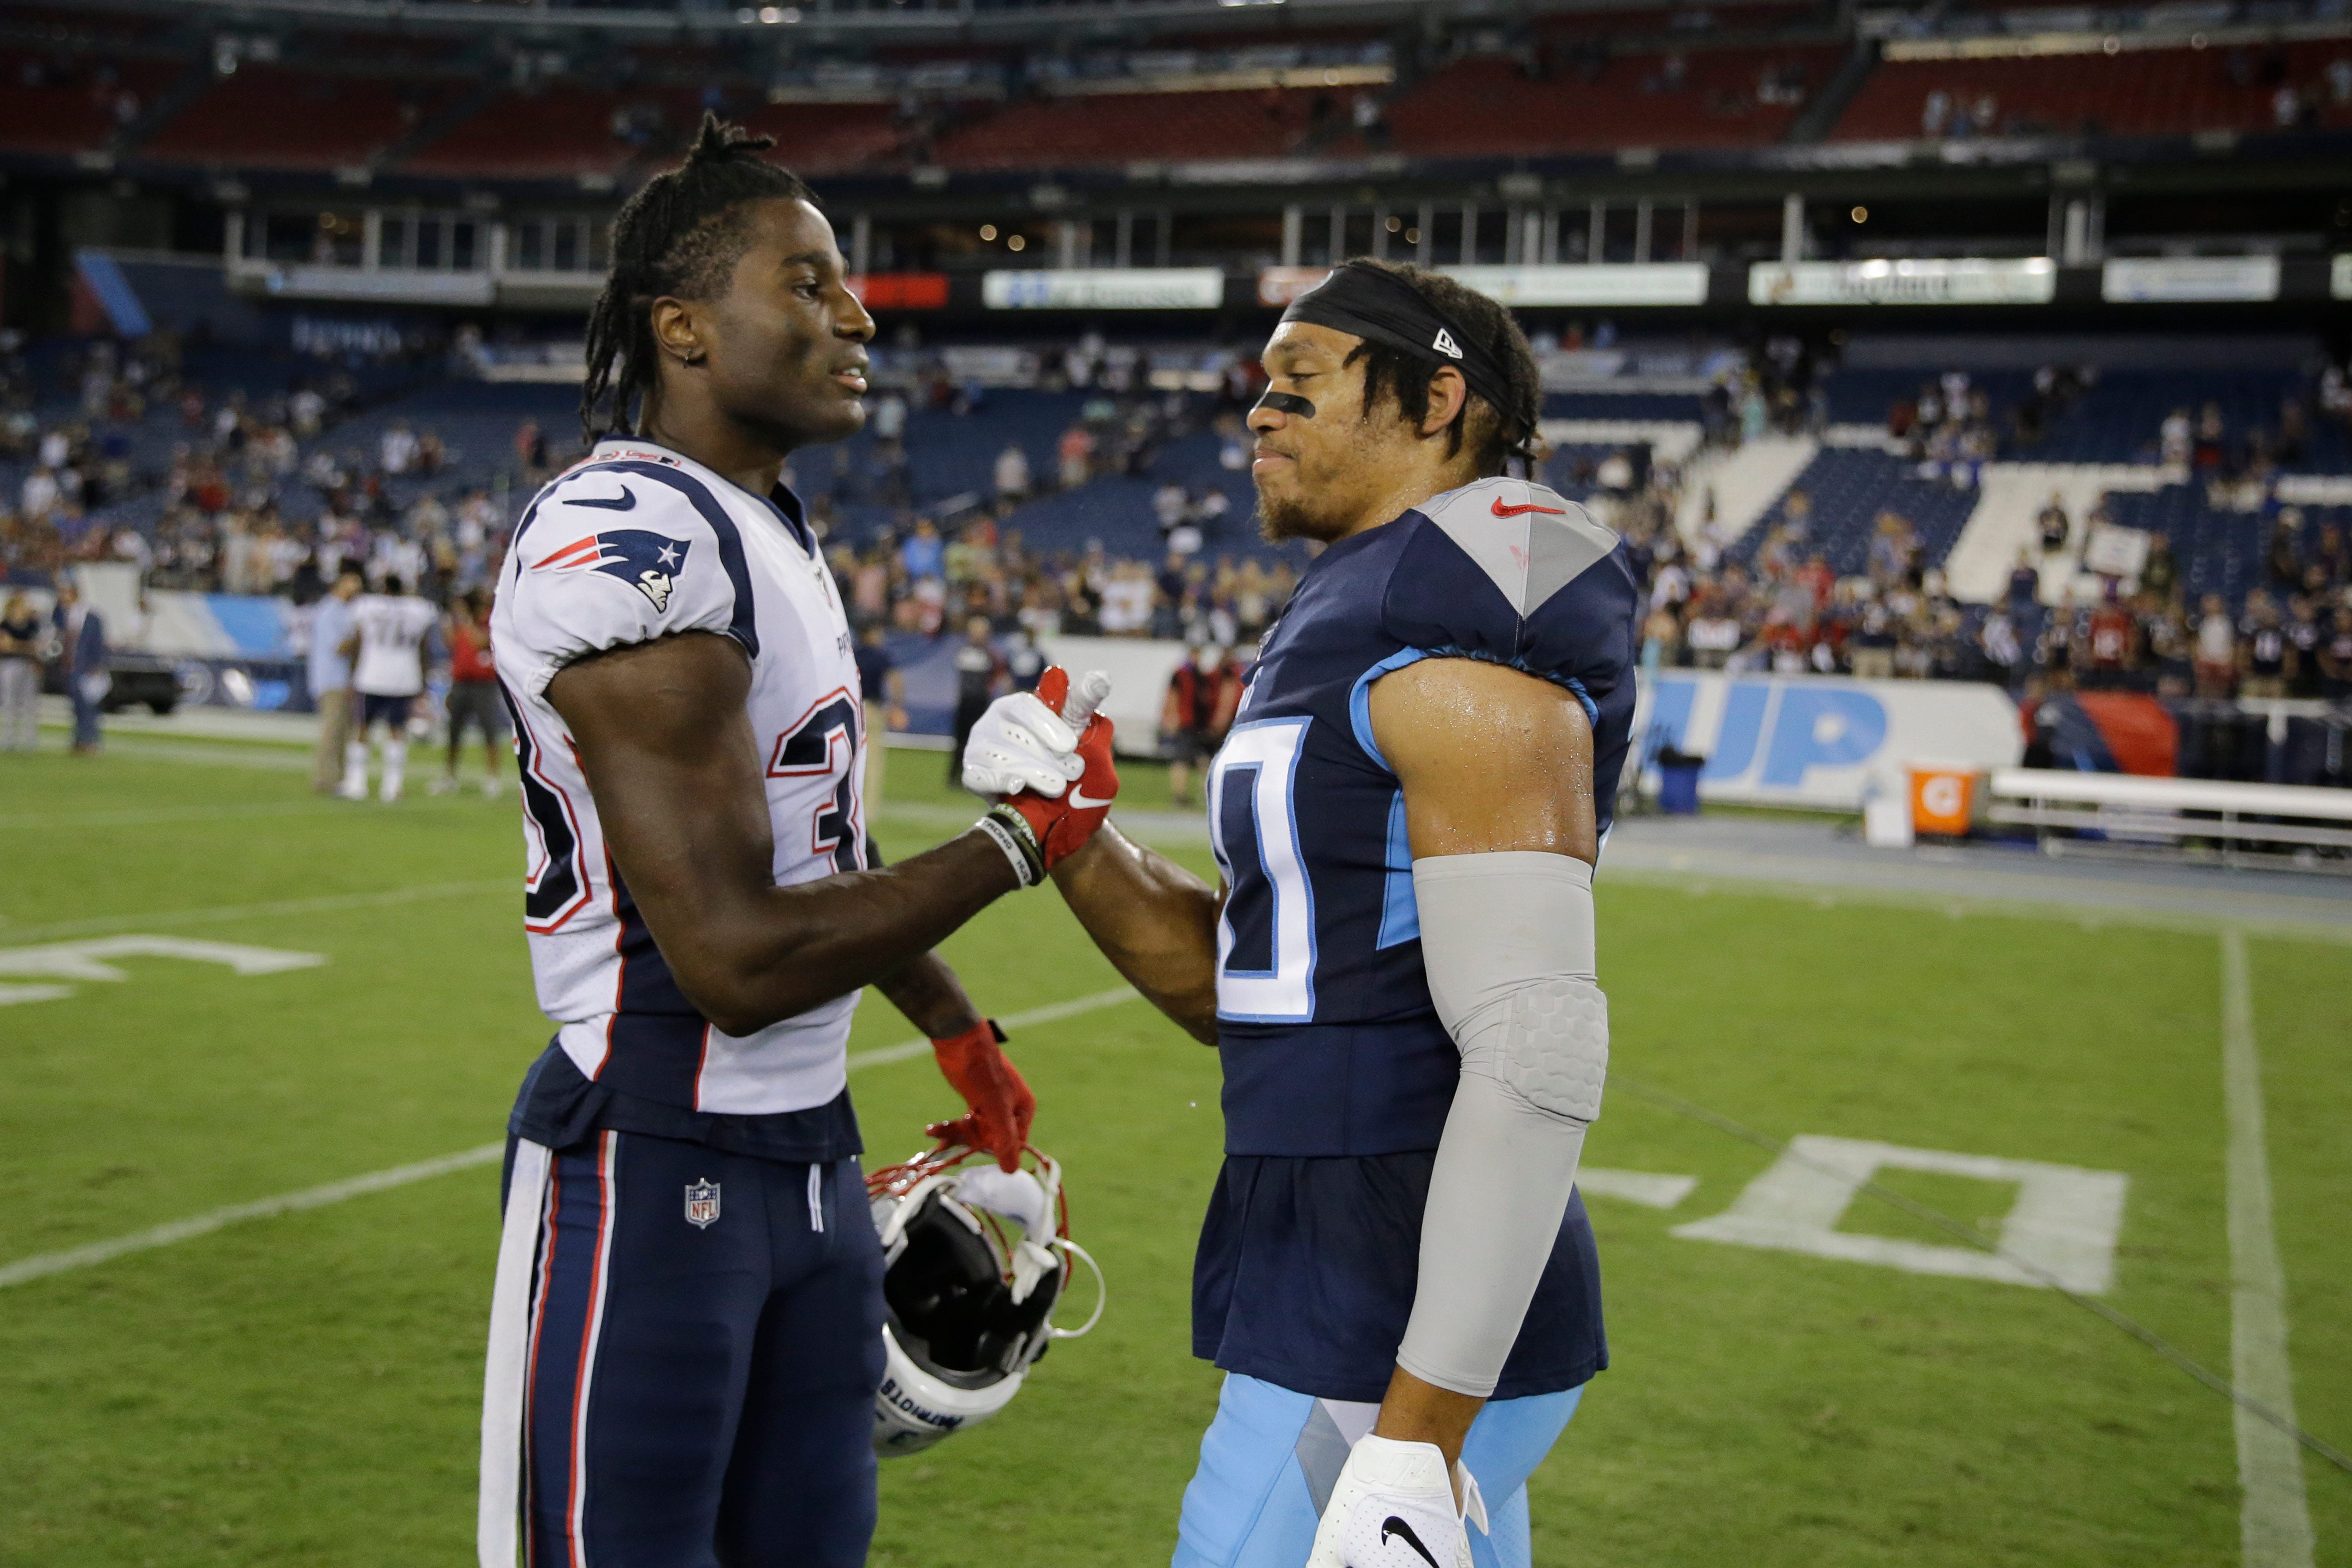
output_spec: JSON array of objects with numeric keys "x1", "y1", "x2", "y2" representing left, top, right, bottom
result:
[{"x1": 534, "y1": 529, "x2": 691, "y2": 613}]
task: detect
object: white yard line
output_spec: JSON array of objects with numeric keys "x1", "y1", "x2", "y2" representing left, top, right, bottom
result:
[
  {"x1": 0, "y1": 985, "x2": 1142, "y2": 1291},
  {"x1": 0, "y1": 801, "x2": 353, "y2": 831},
  {"x1": 2220, "y1": 929, "x2": 2316, "y2": 1568},
  {"x1": 1, "y1": 881, "x2": 514, "y2": 945}
]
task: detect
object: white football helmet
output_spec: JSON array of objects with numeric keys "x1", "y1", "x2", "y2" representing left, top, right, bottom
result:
[{"x1": 866, "y1": 1143, "x2": 1105, "y2": 1457}]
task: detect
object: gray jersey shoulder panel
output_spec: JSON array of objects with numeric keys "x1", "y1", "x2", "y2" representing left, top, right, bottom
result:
[{"x1": 1417, "y1": 478, "x2": 1620, "y2": 616}]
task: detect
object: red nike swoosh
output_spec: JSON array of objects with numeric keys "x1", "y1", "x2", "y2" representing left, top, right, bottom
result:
[{"x1": 1492, "y1": 498, "x2": 1567, "y2": 517}]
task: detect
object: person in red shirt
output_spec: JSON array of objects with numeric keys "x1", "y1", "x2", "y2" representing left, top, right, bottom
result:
[
  {"x1": 435, "y1": 588, "x2": 508, "y2": 797},
  {"x1": 1161, "y1": 642, "x2": 1243, "y2": 808},
  {"x1": 2084, "y1": 588, "x2": 2137, "y2": 687}
]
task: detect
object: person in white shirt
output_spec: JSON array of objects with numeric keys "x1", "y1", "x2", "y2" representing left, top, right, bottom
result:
[{"x1": 342, "y1": 574, "x2": 439, "y2": 801}]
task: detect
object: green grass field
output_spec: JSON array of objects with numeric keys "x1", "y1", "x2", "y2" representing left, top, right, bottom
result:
[{"x1": 2, "y1": 729, "x2": 2346, "y2": 1566}]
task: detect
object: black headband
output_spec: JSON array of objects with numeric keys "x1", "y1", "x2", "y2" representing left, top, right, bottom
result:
[{"x1": 1278, "y1": 261, "x2": 1515, "y2": 420}]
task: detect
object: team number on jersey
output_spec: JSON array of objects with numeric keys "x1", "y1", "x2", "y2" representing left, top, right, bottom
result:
[
  {"x1": 767, "y1": 688, "x2": 866, "y2": 875},
  {"x1": 1207, "y1": 716, "x2": 1316, "y2": 1022}
]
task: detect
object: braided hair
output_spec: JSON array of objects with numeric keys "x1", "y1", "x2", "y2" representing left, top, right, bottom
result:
[
  {"x1": 1338, "y1": 259, "x2": 1541, "y2": 478},
  {"x1": 579, "y1": 113, "x2": 817, "y2": 443}
]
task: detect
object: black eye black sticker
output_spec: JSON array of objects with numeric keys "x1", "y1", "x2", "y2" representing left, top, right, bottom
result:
[{"x1": 1252, "y1": 389, "x2": 1317, "y2": 420}]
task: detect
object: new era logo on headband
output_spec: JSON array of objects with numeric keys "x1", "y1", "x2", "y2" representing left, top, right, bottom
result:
[{"x1": 1431, "y1": 328, "x2": 1464, "y2": 359}]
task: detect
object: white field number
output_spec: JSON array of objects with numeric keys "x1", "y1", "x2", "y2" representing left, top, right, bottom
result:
[
  {"x1": 0, "y1": 935, "x2": 325, "y2": 1008},
  {"x1": 1671, "y1": 1135, "x2": 2129, "y2": 1294}
]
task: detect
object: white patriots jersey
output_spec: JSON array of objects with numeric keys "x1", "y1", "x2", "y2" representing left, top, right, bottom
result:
[
  {"x1": 490, "y1": 437, "x2": 868, "y2": 1117},
  {"x1": 350, "y1": 594, "x2": 437, "y2": 696}
]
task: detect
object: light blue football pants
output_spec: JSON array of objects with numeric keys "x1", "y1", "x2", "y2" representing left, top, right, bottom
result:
[{"x1": 1171, "y1": 1373, "x2": 1583, "y2": 1568}]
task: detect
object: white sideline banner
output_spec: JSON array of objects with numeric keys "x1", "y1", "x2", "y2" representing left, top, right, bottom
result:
[{"x1": 1637, "y1": 672, "x2": 2021, "y2": 809}]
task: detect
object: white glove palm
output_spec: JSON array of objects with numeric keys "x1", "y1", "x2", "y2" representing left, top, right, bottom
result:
[
  {"x1": 960, "y1": 690, "x2": 1081, "y2": 798},
  {"x1": 1306, "y1": 1435, "x2": 1487, "y2": 1568}
]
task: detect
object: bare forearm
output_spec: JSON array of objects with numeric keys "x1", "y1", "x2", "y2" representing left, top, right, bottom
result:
[
  {"x1": 650, "y1": 831, "x2": 1020, "y2": 1035},
  {"x1": 875, "y1": 947, "x2": 985, "y2": 1039},
  {"x1": 1372, "y1": 1367, "x2": 1484, "y2": 1483},
  {"x1": 1048, "y1": 822, "x2": 1222, "y2": 1043}
]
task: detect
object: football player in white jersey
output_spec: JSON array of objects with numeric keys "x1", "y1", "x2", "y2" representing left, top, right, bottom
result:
[
  {"x1": 342, "y1": 573, "x2": 439, "y2": 802},
  {"x1": 478, "y1": 116, "x2": 1119, "y2": 1568}
]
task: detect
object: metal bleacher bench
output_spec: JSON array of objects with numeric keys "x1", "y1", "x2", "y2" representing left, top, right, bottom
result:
[{"x1": 1985, "y1": 768, "x2": 2352, "y2": 869}]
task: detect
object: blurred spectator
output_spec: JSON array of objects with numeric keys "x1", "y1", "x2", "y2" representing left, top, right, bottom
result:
[
  {"x1": 900, "y1": 519, "x2": 944, "y2": 582},
  {"x1": 2194, "y1": 592, "x2": 2239, "y2": 697},
  {"x1": 855, "y1": 622, "x2": 906, "y2": 818},
  {"x1": 435, "y1": 588, "x2": 507, "y2": 798},
  {"x1": 1162, "y1": 643, "x2": 1243, "y2": 808},
  {"x1": 2036, "y1": 493, "x2": 2071, "y2": 553},
  {"x1": 2239, "y1": 593, "x2": 2292, "y2": 698},
  {"x1": 0, "y1": 590, "x2": 40, "y2": 752},
  {"x1": 948, "y1": 616, "x2": 1004, "y2": 785},
  {"x1": 993, "y1": 443, "x2": 1031, "y2": 505},
  {"x1": 1058, "y1": 423, "x2": 1095, "y2": 489},
  {"x1": 309, "y1": 562, "x2": 364, "y2": 793},
  {"x1": 52, "y1": 580, "x2": 107, "y2": 755},
  {"x1": 2320, "y1": 606, "x2": 2352, "y2": 697}
]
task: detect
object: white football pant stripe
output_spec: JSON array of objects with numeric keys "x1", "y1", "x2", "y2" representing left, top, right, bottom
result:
[{"x1": 479, "y1": 1138, "x2": 553, "y2": 1568}]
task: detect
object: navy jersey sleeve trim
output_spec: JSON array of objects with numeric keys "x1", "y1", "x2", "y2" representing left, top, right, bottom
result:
[
  {"x1": 1346, "y1": 648, "x2": 1432, "y2": 773},
  {"x1": 604, "y1": 461, "x2": 762, "y2": 658}
]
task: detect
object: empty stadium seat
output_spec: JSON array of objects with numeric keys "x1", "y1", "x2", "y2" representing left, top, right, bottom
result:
[
  {"x1": 1832, "y1": 41, "x2": 2352, "y2": 141},
  {"x1": 147, "y1": 64, "x2": 461, "y2": 170},
  {"x1": 929, "y1": 88, "x2": 1323, "y2": 168},
  {"x1": 1371, "y1": 46, "x2": 1843, "y2": 158}
]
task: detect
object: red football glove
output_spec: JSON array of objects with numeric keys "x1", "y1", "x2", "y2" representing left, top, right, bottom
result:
[
  {"x1": 995, "y1": 665, "x2": 1119, "y2": 875},
  {"x1": 926, "y1": 1019, "x2": 1035, "y2": 1173}
]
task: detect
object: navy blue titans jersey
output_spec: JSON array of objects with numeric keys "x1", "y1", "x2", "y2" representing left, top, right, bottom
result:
[{"x1": 1191, "y1": 474, "x2": 1639, "y2": 1403}]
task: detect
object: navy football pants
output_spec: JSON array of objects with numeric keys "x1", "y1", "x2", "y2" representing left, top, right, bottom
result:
[{"x1": 479, "y1": 1131, "x2": 885, "y2": 1568}]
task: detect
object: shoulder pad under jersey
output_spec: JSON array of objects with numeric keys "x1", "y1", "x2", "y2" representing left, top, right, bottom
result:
[
  {"x1": 1381, "y1": 476, "x2": 1641, "y2": 714},
  {"x1": 500, "y1": 460, "x2": 754, "y2": 696}
]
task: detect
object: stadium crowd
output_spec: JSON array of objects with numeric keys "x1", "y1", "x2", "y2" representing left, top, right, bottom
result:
[{"x1": 8, "y1": 327, "x2": 2352, "y2": 723}]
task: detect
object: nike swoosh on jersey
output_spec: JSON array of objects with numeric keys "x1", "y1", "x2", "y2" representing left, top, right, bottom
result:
[
  {"x1": 1380, "y1": 1516, "x2": 1443, "y2": 1568},
  {"x1": 568, "y1": 488, "x2": 637, "y2": 511},
  {"x1": 1490, "y1": 498, "x2": 1567, "y2": 518},
  {"x1": 1069, "y1": 787, "x2": 1114, "y2": 810}
]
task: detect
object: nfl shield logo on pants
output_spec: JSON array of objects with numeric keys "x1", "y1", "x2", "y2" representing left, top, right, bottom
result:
[{"x1": 684, "y1": 1179, "x2": 721, "y2": 1229}]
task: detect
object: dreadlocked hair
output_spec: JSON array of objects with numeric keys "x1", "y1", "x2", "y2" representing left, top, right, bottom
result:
[
  {"x1": 1339, "y1": 258, "x2": 1541, "y2": 478},
  {"x1": 579, "y1": 112, "x2": 817, "y2": 443}
]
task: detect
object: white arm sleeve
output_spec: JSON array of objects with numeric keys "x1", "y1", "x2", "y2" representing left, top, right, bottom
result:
[{"x1": 1395, "y1": 851, "x2": 1605, "y2": 1400}]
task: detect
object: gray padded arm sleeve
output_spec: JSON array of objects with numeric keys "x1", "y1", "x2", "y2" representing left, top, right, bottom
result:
[{"x1": 1395, "y1": 851, "x2": 1606, "y2": 1400}]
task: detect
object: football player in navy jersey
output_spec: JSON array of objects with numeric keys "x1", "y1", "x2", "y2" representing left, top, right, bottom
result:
[
  {"x1": 478, "y1": 117, "x2": 1118, "y2": 1568},
  {"x1": 967, "y1": 260, "x2": 1640, "y2": 1568}
]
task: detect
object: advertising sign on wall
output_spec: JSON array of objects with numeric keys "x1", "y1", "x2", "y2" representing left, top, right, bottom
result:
[
  {"x1": 1446, "y1": 263, "x2": 1711, "y2": 307},
  {"x1": 1638, "y1": 673, "x2": 2021, "y2": 808},
  {"x1": 2099, "y1": 255, "x2": 2279, "y2": 304},
  {"x1": 983, "y1": 269, "x2": 1225, "y2": 310},
  {"x1": 1748, "y1": 258, "x2": 2057, "y2": 307}
]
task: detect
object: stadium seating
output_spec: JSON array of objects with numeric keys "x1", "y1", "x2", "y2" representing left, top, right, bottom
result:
[
  {"x1": 147, "y1": 64, "x2": 462, "y2": 171},
  {"x1": 0, "y1": 49, "x2": 178, "y2": 155},
  {"x1": 928, "y1": 87, "x2": 1326, "y2": 168},
  {"x1": 406, "y1": 83, "x2": 712, "y2": 180},
  {"x1": 1362, "y1": 45, "x2": 1844, "y2": 158},
  {"x1": 2094, "y1": 487, "x2": 2347, "y2": 607},
  {"x1": 1729, "y1": 448, "x2": 1982, "y2": 578},
  {"x1": 1819, "y1": 366, "x2": 2352, "y2": 470},
  {"x1": 738, "y1": 101, "x2": 911, "y2": 176},
  {"x1": 1831, "y1": 40, "x2": 2352, "y2": 141}
]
